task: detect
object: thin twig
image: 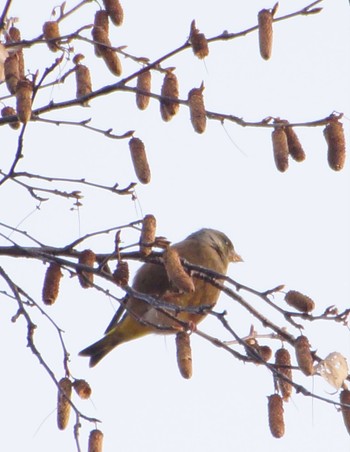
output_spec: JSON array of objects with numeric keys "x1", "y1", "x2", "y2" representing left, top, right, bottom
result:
[
  {"x1": 0, "y1": 266, "x2": 101, "y2": 426},
  {"x1": 33, "y1": 116, "x2": 135, "y2": 140},
  {"x1": 0, "y1": 0, "x2": 12, "y2": 31}
]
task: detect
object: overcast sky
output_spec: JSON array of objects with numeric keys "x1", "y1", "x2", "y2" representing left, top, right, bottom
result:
[{"x1": 0, "y1": 1, "x2": 349, "y2": 451}]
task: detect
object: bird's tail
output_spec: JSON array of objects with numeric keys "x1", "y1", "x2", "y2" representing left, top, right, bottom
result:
[
  {"x1": 79, "y1": 334, "x2": 122, "y2": 367},
  {"x1": 80, "y1": 312, "x2": 153, "y2": 366}
]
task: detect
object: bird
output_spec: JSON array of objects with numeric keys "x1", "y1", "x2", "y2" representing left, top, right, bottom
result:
[{"x1": 79, "y1": 228, "x2": 242, "y2": 367}]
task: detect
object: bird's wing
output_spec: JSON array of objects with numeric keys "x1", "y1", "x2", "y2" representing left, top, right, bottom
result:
[{"x1": 104, "y1": 296, "x2": 128, "y2": 334}]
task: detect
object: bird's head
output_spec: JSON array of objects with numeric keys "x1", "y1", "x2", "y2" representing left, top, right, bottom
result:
[{"x1": 187, "y1": 228, "x2": 243, "y2": 265}]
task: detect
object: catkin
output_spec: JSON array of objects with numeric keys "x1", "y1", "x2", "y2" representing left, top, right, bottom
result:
[
  {"x1": 258, "y1": 9, "x2": 273, "y2": 60},
  {"x1": 94, "y1": 10, "x2": 109, "y2": 33},
  {"x1": 91, "y1": 26, "x2": 122, "y2": 76},
  {"x1": 94, "y1": 10, "x2": 109, "y2": 57},
  {"x1": 7, "y1": 27, "x2": 25, "y2": 78},
  {"x1": 258, "y1": 345, "x2": 273, "y2": 362},
  {"x1": 16, "y1": 79, "x2": 33, "y2": 124},
  {"x1": 160, "y1": 70, "x2": 179, "y2": 121},
  {"x1": 285, "y1": 290, "x2": 315, "y2": 313},
  {"x1": 78, "y1": 249, "x2": 96, "y2": 288},
  {"x1": 103, "y1": 0, "x2": 124, "y2": 26},
  {"x1": 245, "y1": 338, "x2": 272, "y2": 363},
  {"x1": 88, "y1": 429, "x2": 104, "y2": 452},
  {"x1": 136, "y1": 70, "x2": 151, "y2": 110},
  {"x1": 163, "y1": 247, "x2": 195, "y2": 293},
  {"x1": 57, "y1": 378, "x2": 72, "y2": 430},
  {"x1": 272, "y1": 127, "x2": 289, "y2": 172},
  {"x1": 324, "y1": 119, "x2": 346, "y2": 171},
  {"x1": 73, "y1": 379, "x2": 92, "y2": 399},
  {"x1": 129, "y1": 137, "x2": 151, "y2": 184},
  {"x1": 4, "y1": 53, "x2": 20, "y2": 94},
  {"x1": 283, "y1": 122, "x2": 306, "y2": 162},
  {"x1": 340, "y1": 389, "x2": 350, "y2": 435},
  {"x1": 43, "y1": 21, "x2": 60, "y2": 52},
  {"x1": 176, "y1": 332, "x2": 193, "y2": 379},
  {"x1": 268, "y1": 394, "x2": 285, "y2": 438},
  {"x1": 275, "y1": 348, "x2": 293, "y2": 401},
  {"x1": 188, "y1": 84, "x2": 206, "y2": 134},
  {"x1": 113, "y1": 260, "x2": 129, "y2": 287},
  {"x1": 42, "y1": 262, "x2": 62, "y2": 305},
  {"x1": 140, "y1": 214, "x2": 156, "y2": 256},
  {"x1": 190, "y1": 20, "x2": 209, "y2": 59},
  {"x1": 1, "y1": 106, "x2": 20, "y2": 130},
  {"x1": 294, "y1": 336, "x2": 314, "y2": 376},
  {"x1": 75, "y1": 64, "x2": 92, "y2": 104}
]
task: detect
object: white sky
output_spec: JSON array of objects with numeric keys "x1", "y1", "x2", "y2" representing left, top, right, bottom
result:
[{"x1": 0, "y1": 0, "x2": 349, "y2": 451}]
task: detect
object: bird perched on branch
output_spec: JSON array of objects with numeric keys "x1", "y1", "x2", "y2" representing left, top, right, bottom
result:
[{"x1": 80, "y1": 228, "x2": 242, "y2": 367}]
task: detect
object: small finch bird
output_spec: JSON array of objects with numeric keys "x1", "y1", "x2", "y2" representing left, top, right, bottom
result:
[{"x1": 80, "y1": 228, "x2": 242, "y2": 366}]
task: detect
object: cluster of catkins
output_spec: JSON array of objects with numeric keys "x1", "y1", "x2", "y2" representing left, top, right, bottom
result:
[
  {"x1": 56, "y1": 376, "x2": 103, "y2": 451},
  {"x1": 271, "y1": 117, "x2": 346, "y2": 172},
  {"x1": 128, "y1": 19, "x2": 209, "y2": 185},
  {"x1": 2, "y1": 2, "x2": 344, "y2": 181},
  {"x1": 1, "y1": 26, "x2": 32, "y2": 127},
  {"x1": 244, "y1": 290, "x2": 350, "y2": 439},
  {"x1": 257, "y1": 5, "x2": 346, "y2": 172}
]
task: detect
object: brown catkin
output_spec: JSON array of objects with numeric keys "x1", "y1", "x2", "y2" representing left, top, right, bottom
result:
[
  {"x1": 129, "y1": 137, "x2": 151, "y2": 184},
  {"x1": 4, "y1": 53, "x2": 19, "y2": 94},
  {"x1": 16, "y1": 79, "x2": 33, "y2": 124},
  {"x1": 272, "y1": 127, "x2": 289, "y2": 172},
  {"x1": 258, "y1": 9, "x2": 273, "y2": 60},
  {"x1": 78, "y1": 249, "x2": 96, "y2": 288},
  {"x1": 258, "y1": 345, "x2": 273, "y2": 362},
  {"x1": 285, "y1": 290, "x2": 315, "y2": 313},
  {"x1": 283, "y1": 123, "x2": 306, "y2": 162},
  {"x1": 188, "y1": 84, "x2": 206, "y2": 134},
  {"x1": 103, "y1": 0, "x2": 124, "y2": 26},
  {"x1": 160, "y1": 70, "x2": 179, "y2": 121},
  {"x1": 88, "y1": 429, "x2": 104, "y2": 452},
  {"x1": 73, "y1": 54, "x2": 85, "y2": 65},
  {"x1": 73, "y1": 379, "x2": 92, "y2": 399},
  {"x1": 94, "y1": 10, "x2": 109, "y2": 57},
  {"x1": 275, "y1": 348, "x2": 293, "y2": 401},
  {"x1": 163, "y1": 246, "x2": 195, "y2": 293},
  {"x1": 113, "y1": 260, "x2": 129, "y2": 286},
  {"x1": 324, "y1": 119, "x2": 346, "y2": 171},
  {"x1": 43, "y1": 21, "x2": 60, "y2": 52},
  {"x1": 294, "y1": 336, "x2": 314, "y2": 376},
  {"x1": 1, "y1": 106, "x2": 20, "y2": 130},
  {"x1": 94, "y1": 10, "x2": 109, "y2": 33},
  {"x1": 91, "y1": 26, "x2": 122, "y2": 76},
  {"x1": 75, "y1": 64, "x2": 92, "y2": 104},
  {"x1": 140, "y1": 214, "x2": 156, "y2": 256},
  {"x1": 136, "y1": 70, "x2": 151, "y2": 110},
  {"x1": 7, "y1": 27, "x2": 25, "y2": 78},
  {"x1": 57, "y1": 378, "x2": 72, "y2": 430},
  {"x1": 7, "y1": 26, "x2": 21, "y2": 42},
  {"x1": 190, "y1": 20, "x2": 209, "y2": 59},
  {"x1": 245, "y1": 339, "x2": 272, "y2": 363},
  {"x1": 42, "y1": 262, "x2": 62, "y2": 305},
  {"x1": 340, "y1": 389, "x2": 350, "y2": 435},
  {"x1": 268, "y1": 394, "x2": 285, "y2": 438},
  {"x1": 176, "y1": 332, "x2": 193, "y2": 379}
]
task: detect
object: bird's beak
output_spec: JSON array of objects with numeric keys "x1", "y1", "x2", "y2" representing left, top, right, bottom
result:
[{"x1": 229, "y1": 250, "x2": 243, "y2": 263}]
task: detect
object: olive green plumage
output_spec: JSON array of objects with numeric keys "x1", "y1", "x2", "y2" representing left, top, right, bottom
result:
[{"x1": 80, "y1": 228, "x2": 242, "y2": 367}]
